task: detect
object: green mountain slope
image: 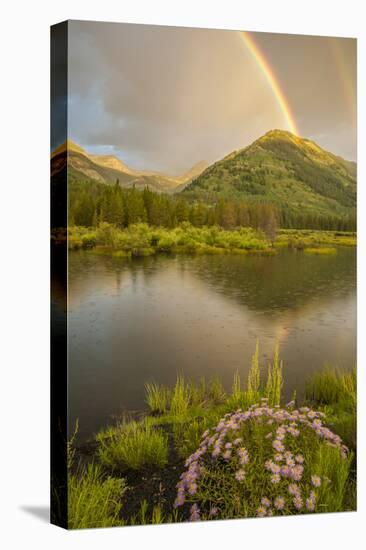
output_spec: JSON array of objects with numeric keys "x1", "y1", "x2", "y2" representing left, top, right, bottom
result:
[{"x1": 183, "y1": 130, "x2": 356, "y2": 218}]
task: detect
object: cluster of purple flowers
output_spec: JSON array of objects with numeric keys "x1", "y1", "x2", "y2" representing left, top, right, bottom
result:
[{"x1": 174, "y1": 400, "x2": 347, "y2": 520}]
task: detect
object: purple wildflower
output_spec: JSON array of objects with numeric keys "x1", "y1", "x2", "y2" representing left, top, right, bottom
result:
[
  {"x1": 306, "y1": 496, "x2": 316, "y2": 512},
  {"x1": 189, "y1": 503, "x2": 201, "y2": 522},
  {"x1": 174, "y1": 490, "x2": 185, "y2": 508},
  {"x1": 288, "y1": 483, "x2": 300, "y2": 496},
  {"x1": 293, "y1": 495, "x2": 303, "y2": 510},
  {"x1": 295, "y1": 454, "x2": 304, "y2": 464},
  {"x1": 271, "y1": 474, "x2": 281, "y2": 484},
  {"x1": 272, "y1": 439, "x2": 285, "y2": 453},
  {"x1": 274, "y1": 496, "x2": 285, "y2": 510},
  {"x1": 261, "y1": 497, "x2": 271, "y2": 508},
  {"x1": 212, "y1": 446, "x2": 221, "y2": 458},
  {"x1": 209, "y1": 506, "x2": 218, "y2": 517},
  {"x1": 235, "y1": 469, "x2": 246, "y2": 482},
  {"x1": 256, "y1": 506, "x2": 267, "y2": 517},
  {"x1": 311, "y1": 475, "x2": 321, "y2": 487}
]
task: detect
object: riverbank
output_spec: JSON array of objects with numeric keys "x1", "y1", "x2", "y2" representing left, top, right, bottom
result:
[
  {"x1": 67, "y1": 349, "x2": 356, "y2": 529},
  {"x1": 55, "y1": 224, "x2": 356, "y2": 257}
]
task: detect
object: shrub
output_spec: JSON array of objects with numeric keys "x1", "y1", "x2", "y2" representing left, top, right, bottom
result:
[
  {"x1": 97, "y1": 419, "x2": 169, "y2": 470},
  {"x1": 174, "y1": 402, "x2": 352, "y2": 521},
  {"x1": 68, "y1": 464, "x2": 126, "y2": 529},
  {"x1": 81, "y1": 233, "x2": 97, "y2": 249}
]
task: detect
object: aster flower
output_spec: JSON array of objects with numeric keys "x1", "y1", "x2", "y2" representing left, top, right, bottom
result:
[
  {"x1": 212, "y1": 446, "x2": 221, "y2": 458},
  {"x1": 235, "y1": 469, "x2": 246, "y2": 482},
  {"x1": 188, "y1": 482, "x2": 198, "y2": 495},
  {"x1": 270, "y1": 463, "x2": 281, "y2": 474},
  {"x1": 256, "y1": 506, "x2": 267, "y2": 517},
  {"x1": 306, "y1": 496, "x2": 316, "y2": 512},
  {"x1": 288, "y1": 483, "x2": 300, "y2": 496},
  {"x1": 189, "y1": 503, "x2": 201, "y2": 522},
  {"x1": 174, "y1": 490, "x2": 185, "y2": 508},
  {"x1": 274, "y1": 496, "x2": 285, "y2": 510},
  {"x1": 295, "y1": 454, "x2": 304, "y2": 464},
  {"x1": 274, "y1": 453, "x2": 283, "y2": 462},
  {"x1": 271, "y1": 474, "x2": 281, "y2": 484},
  {"x1": 272, "y1": 439, "x2": 285, "y2": 453},
  {"x1": 293, "y1": 495, "x2": 303, "y2": 510},
  {"x1": 311, "y1": 475, "x2": 321, "y2": 487},
  {"x1": 292, "y1": 465, "x2": 304, "y2": 481},
  {"x1": 223, "y1": 449, "x2": 232, "y2": 460},
  {"x1": 261, "y1": 497, "x2": 271, "y2": 508}
]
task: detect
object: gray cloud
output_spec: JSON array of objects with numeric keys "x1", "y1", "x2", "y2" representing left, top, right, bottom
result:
[{"x1": 66, "y1": 21, "x2": 356, "y2": 172}]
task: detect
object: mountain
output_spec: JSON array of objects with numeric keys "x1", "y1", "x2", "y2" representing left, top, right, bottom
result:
[
  {"x1": 51, "y1": 140, "x2": 208, "y2": 194},
  {"x1": 183, "y1": 130, "x2": 356, "y2": 218}
]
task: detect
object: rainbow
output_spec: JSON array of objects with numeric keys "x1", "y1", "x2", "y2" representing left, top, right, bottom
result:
[{"x1": 238, "y1": 32, "x2": 299, "y2": 136}]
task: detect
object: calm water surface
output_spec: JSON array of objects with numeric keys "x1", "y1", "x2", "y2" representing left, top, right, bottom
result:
[{"x1": 67, "y1": 248, "x2": 356, "y2": 440}]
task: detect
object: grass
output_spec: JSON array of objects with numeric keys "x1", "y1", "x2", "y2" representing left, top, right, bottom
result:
[
  {"x1": 145, "y1": 382, "x2": 170, "y2": 414},
  {"x1": 305, "y1": 367, "x2": 356, "y2": 409},
  {"x1": 304, "y1": 247, "x2": 337, "y2": 255},
  {"x1": 68, "y1": 346, "x2": 356, "y2": 528},
  {"x1": 275, "y1": 229, "x2": 356, "y2": 249},
  {"x1": 97, "y1": 419, "x2": 169, "y2": 471},
  {"x1": 68, "y1": 464, "x2": 126, "y2": 529},
  {"x1": 305, "y1": 367, "x2": 356, "y2": 450},
  {"x1": 265, "y1": 345, "x2": 283, "y2": 406},
  {"x1": 170, "y1": 375, "x2": 191, "y2": 417}
]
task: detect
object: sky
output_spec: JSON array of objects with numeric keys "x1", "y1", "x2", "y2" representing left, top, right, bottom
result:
[{"x1": 59, "y1": 20, "x2": 357, "y2": 173}]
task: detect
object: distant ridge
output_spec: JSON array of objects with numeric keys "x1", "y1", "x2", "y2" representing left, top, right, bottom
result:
[{"x1": 51, "y1": 140, "x2": 208, "y2": 193}]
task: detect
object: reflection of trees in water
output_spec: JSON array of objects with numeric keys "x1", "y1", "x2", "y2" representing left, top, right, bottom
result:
[
  {"x1": 177, "y1": 249, "x2": 356, "y2": 314},
  {"x1": 68, "y1": 248, "x2": 355, "y2": 316}
]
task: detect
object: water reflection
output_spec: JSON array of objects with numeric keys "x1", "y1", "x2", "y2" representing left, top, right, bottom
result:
[{"x1": 68, "y1": 249, "x2": 356, "y2": 440}]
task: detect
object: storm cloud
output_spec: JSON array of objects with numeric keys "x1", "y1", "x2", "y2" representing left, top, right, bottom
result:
[{"x1": 64, "y1": 21, "x2": 356, "y2": 173}]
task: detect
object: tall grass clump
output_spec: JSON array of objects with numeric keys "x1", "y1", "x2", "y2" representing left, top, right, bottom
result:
[
  {"x1": 68, "y1": 464, "x2": 126, "y2": 529},
  {"x1": 145, "y1": 382, "x2": 170, "y2": 414},
  {"x1": 170, "y1": 375, "x2": 191, "y2": 416},
  {"x1": 265, "y1": 345, "x2": 283, "y2": 406},
  {"x1": 97, "y1": 419, "x2": 168, "y2": 470},
  {"x1": 129, "y1": 500, "x2": 179, "y2": 526},
  {"x1": 208, "y1": 375, "x2": 227, "y2": 403},
  {"x1": 305, "y1": 366, "x2": 356, "y2": 450},
  {"x1": 305, "y1": 367, "x2": 356, "y2": 411},
  {"x1": 174, "y1": 401, "x2": 352, "y2": 521},
  {"x1": 232, "y1": 370, "x2": 241, "y2": 400},
  {"x1": 247, "y1": 340, "x2": 261, "y2": 401}
]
